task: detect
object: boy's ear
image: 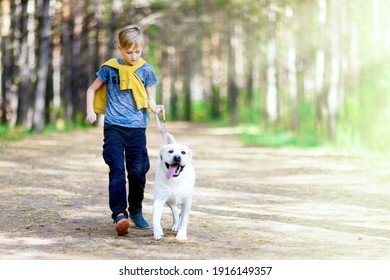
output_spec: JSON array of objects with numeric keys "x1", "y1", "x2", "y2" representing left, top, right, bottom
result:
[{"x1": 117, "y1": 45, "x2": 122, "y2": 51}]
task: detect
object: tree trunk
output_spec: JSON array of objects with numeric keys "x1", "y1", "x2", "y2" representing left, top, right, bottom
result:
[
  {"x1": 266, "y1": 9, "x2": 277, "y2": 124},
  {"x1": 184, "y1": 36, "x2": 195, "y2": 121},
  {"x1": 246, "y1": 39, "x2": 254, "y2": 110},
  {"x1": 169, "y1": 45, "x2": 178, "y2": 120},
  {"x1": 8, "y1": 0, "x2": 20, "y2": 128},
  {"x1": 70, "y1": 3, "x2": 83, "y2": 121},
  {"x1": 227, "y1": 21, "x2": 238, "y2": 125},
  {"x1": 1, "y1": 0, "x2": 11, "y2": 125},
  {"x1": 61, "y1": 0, "x2": 73, "y2": 123},
  {"x1": 33, "y1": 0, "x2": 54, "y2": 131},
  {"x1": 210, "y1": 31, "x2": 221, "y2": 119},
  {"x1": 315, "y1": 0, "x2": 327, "y2": 139},
  {"x1": 1, "y1": 37, "x2": 10, "y2": 125},
  {"x1": 109, "y1": 0, "x2": 121, "y2": 57},
  {"x1": 17, "y1": 0, "x2": 34, "y2": 128},
  {"x1": 327, "y1": 0, "x2": 339, "y2": 140},
  {"x1": 286, "y1": 7, "x2": 298, "y2": 131}
]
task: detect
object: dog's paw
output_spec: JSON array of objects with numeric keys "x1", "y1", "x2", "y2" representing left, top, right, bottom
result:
[
  {"x1": 176, "y1": 231, "x2": 187, "y2": 241},
  {"x1": 154, "y1": 228, "x2": 164, "y2": 240},
  {"x1": 172, "y1": 223, "x2": 179, "y2": 232},
  {"x1": 154, "y1": 233, "x2": 164, "y2": 240}
]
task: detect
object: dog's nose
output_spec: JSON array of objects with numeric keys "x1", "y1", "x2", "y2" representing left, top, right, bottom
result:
[{"x1": 173, "y1": 155, "x2": 181, "y2": 163}]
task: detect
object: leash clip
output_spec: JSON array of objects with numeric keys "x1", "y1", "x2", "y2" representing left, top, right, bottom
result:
[{"x1": 155, "y1": 105, "x2": 166, "y2": 136}]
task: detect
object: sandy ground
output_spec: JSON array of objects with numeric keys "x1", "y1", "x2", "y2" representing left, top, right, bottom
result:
[{"x1": 1, "y1": 121, "x2": 390, "y2": 260}]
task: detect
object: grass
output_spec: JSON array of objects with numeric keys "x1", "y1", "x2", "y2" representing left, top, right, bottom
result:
[
  {"x1": 239, "y1": 124, "x2": 319, "y2": 148},
  {"x1": 0, "y1": 117, "x2": 90, "y2": 142},
  {"x1": 0, "y1": 125, "x2": 33, "y2": 141}
]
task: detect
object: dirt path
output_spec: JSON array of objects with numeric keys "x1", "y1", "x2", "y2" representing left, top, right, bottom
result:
[{"x1": 1, "y1": 121, "x2": 390, "y2": 260}]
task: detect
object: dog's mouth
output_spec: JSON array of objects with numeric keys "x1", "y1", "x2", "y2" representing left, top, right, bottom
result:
[{"x1": 165, "y1": 163, "x2": 184, "y2": 179}]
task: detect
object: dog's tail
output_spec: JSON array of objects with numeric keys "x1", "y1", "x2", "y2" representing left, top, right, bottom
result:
[{"x1": 164, "y1": 132, "x2": 176, "y2": 144}]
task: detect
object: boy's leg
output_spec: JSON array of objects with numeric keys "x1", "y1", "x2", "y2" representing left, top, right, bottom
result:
[
  {"x1": 125, "y1": 128, "x2": 150, "y2": 225},
  {"x1": 103, "y1": 124, "x2": 128, "y2": 221}
]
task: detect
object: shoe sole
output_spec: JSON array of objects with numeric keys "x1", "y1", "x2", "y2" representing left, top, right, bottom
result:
[
  {"x1": 129, "y1": 218, "x2": 150, "y2": 230},
  {"x1": 116, "y1": 219, "x2": 130, "y2": 236}
]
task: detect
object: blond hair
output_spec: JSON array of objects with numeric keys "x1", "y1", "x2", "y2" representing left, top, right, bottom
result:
[{"x1": 118, "y1": 25, "x2": 144, "y2": 49}]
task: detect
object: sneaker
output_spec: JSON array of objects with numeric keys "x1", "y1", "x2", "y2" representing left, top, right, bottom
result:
[
  {"x1": 114, "y1": 214, "x2": 130, "y2": 236},
  {"x1": 129, "y1": 213, "x2": 150, "y2": 229}
]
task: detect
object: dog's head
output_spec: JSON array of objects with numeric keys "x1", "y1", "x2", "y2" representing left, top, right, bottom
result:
[{"x1": 160, "y1": 143, "x2": 192, "y2": 180}]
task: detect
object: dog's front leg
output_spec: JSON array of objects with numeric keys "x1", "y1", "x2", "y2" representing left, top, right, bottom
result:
[
  {"x1": 153, "y1": 199, "x2": 165, "y2": 240},
  {"x1": 176, "y1": 198, "x2": 192, "y2": 240},
  {"x1": 169, "y1": 204, "x2": 180, "y2": 232}
]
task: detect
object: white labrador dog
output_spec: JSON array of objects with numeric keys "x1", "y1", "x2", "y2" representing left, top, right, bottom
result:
[{"x1": 153, "y1": 132, "x2": 195, "y2": 240}]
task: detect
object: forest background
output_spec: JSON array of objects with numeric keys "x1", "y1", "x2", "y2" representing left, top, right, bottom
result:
[{"x1": 1, "y1": 0, "x2": 390, "y2": 154}]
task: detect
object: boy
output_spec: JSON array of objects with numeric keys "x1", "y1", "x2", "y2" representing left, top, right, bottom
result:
[{"x1": 86, "y1": 25, "x2": 163, "y2": 236}]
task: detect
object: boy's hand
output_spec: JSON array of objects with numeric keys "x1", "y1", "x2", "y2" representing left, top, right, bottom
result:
[
  {"x1": 86, "y1": 111, "x2": 97, "y2": 124},
  {"x1": 154, "y1": 105, "x2": 164, "y2": 115}
]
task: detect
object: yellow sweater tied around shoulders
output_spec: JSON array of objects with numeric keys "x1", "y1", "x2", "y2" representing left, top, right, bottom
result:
[{"x1": 93, "y1": 57, "x2": 150, "y2": 114}]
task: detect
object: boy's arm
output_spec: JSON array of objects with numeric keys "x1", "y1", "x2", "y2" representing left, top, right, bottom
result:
[
  {"x1": 86, "y1": 78, "x2": 104, "y2": 124},
  {"x1": 146, "y1": 85, "x2": 164, "y2": 114}
]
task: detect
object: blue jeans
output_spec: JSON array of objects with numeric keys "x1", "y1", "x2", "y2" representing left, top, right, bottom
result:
[{"x1": 102, "y1": 123, "x2": 150, "y2": 221}]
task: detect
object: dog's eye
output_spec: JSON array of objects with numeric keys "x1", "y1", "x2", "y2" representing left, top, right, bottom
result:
[
  {"x1": 168, "y1": 150, "x2": 174, "y2": 154},
  {"x1": 181, "y1": 151, "x2": 186, "y2": 155}
]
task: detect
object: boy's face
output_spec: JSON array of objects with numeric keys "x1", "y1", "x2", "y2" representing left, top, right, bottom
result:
[{"x1": 118, "y1": 44, "x2": 143, "y2": 66}]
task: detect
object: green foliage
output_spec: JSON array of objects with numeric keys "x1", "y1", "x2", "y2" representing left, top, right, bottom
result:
[
  {"x1": 149, "y1": 1, "x2": 170, "y2": 10},
  {"x1": 191, "y1": 100, "x2": 209, "y2": 122},
  {"x1": 240, "y1": 126, "x2": 318, "y2": 148},
  {"x1": 0, "y1": 125, "x2": 31, "y2": 141},
  {"x1": 0, "y1": 115, "x2": 90, "y2": 142},
  {"x1": 145, "y1": 42, "x2": 160, "y2": 75},
  {"x1": 189, "y1": 91, "x2": 319, "y2": 148},
  {"x1": 3, "y1": 0, "x2": 390, "y2": 155},
  {"x1": 238, "y1": 111, "x2": 319, "y2": 149},
  {"x1": 237, "y1": 89, "x2": 262, "y2": 124},
  {"x1": 233, "y1": 88, "x2": 319, "y2": 148},
  {"x1": 229, "y1": 60, "x2": 390, "y2": 152},
  {"x1": 336, "y1": 63, "x2": 390, "y2": 155},
  {"x1": 296, "y1": 100, "x2": 319, "y2": 146}
]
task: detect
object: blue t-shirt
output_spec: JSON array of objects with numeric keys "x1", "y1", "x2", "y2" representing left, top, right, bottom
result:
[{"x1": 96, "y1": 57, "x2": 157, "y2": 128}]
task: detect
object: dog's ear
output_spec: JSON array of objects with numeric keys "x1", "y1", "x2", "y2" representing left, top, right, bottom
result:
[
  {"x1": 159, "y1": 147, "x2": 164, "y2": 161},
  {"x1": 164, "y1": 132, "x2": 176, "y2": 144}
]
